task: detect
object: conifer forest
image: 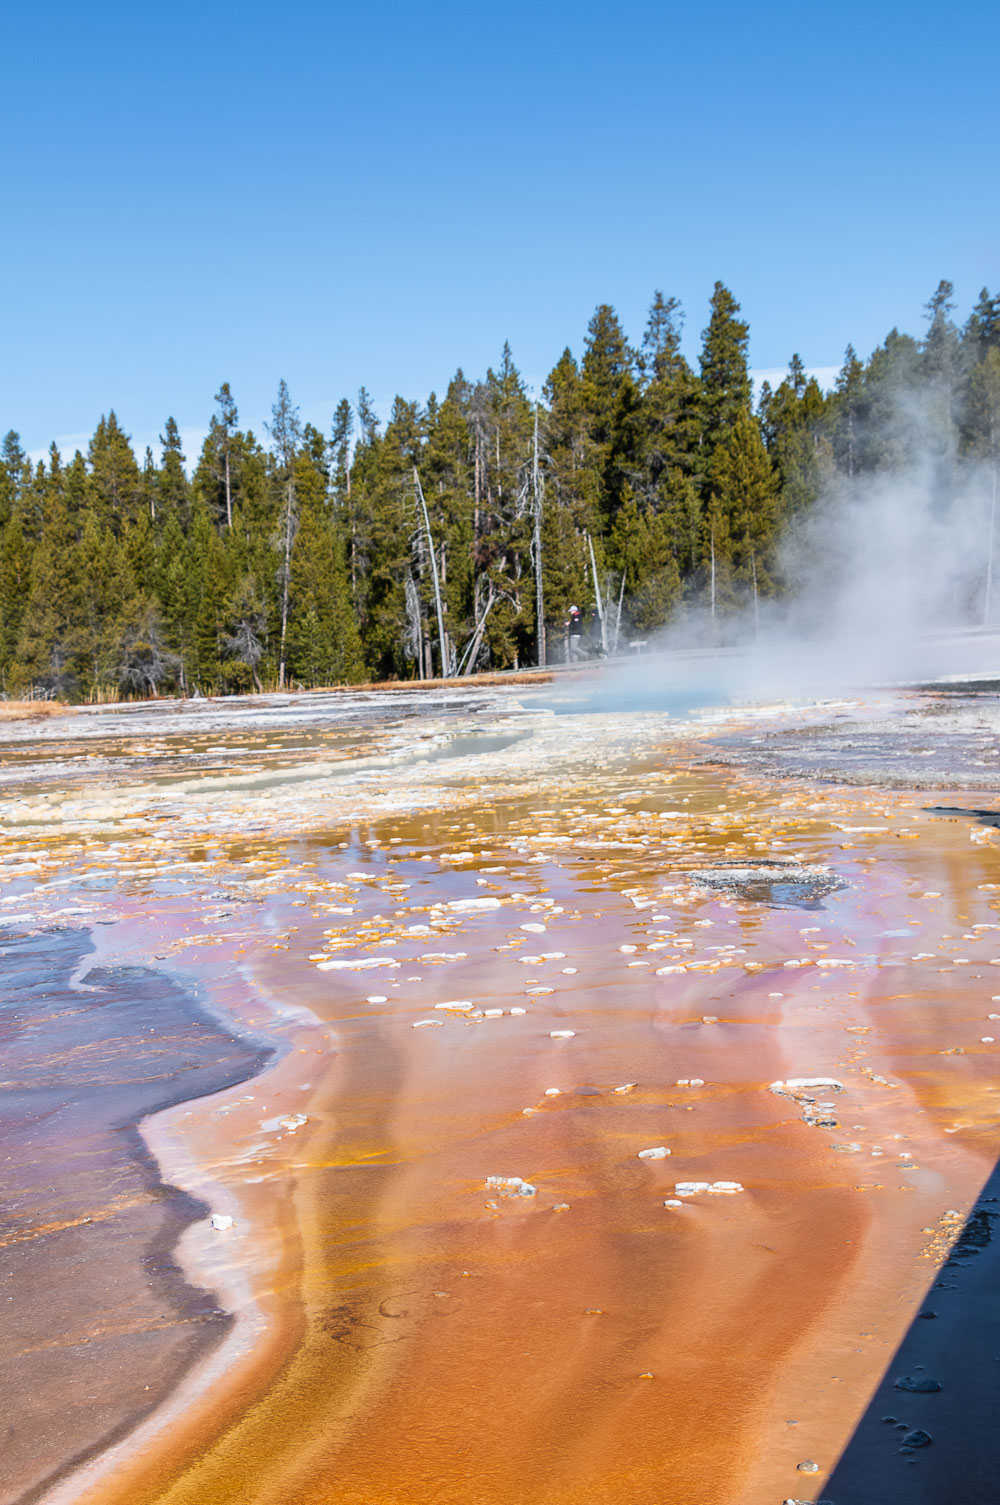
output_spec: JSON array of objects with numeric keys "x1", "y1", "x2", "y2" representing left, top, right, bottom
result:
[{"x1": 2, "y1": 279, "x2": 999, "y2": 702}]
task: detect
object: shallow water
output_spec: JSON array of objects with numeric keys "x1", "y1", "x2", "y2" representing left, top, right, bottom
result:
[
  {"x1": 3, "y1": 697, "x2": 1000, "y2": 1505},
  {"x1": 0, "y1": 929, "x2": 268, "y2": 1505}
]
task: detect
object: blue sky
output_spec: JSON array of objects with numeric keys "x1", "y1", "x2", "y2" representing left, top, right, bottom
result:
[{"x1": 3, "y1": 0, "x2": 997, "y2": 464}]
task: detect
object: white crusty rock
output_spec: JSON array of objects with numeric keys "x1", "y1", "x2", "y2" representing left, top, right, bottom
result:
[
  {"x1": 484, "y1": 1175, "x2": 536, "y2": 1198},
  {"x1": 317, "y1": 956, "x2": 398, "y2": 971},
  {"x1": 768, "y1": 1076, "x2": 843, "y2": 1097}
]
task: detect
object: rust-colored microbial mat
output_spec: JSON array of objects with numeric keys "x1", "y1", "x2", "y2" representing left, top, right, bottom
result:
[{"x1": 2, "y1": 699, "x2": 998, "y2": 1505}]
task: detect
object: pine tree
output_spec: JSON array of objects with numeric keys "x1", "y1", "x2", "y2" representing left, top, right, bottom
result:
[
  {"x1": 470, "y1": 345, "x2": 535, "y2": 668},
  {"x1": 75, "y1": 514, "x2": 116, "y2": 694},
  {"x1": 609, "y1": 490, "x2": 681, "y2": 633},
  {"x1": 964, "y1": 288, "x2": 1000, "y2": 363},
  {"x1": 186, "y1": 506, "x2": 228, "y2": 690},
  {"x1": 581, "y1": 305, "x2": 634, "y2": 443},
  {"x1": 540, "y1": 348, "x2": 595, "y2": 630},
  {"x1": 158, "y1": 417, "x2": 190, "y2": 528},
  {"x1": 963, "y1": 347, "x2": 1000, "y2": 463},
  {"x1": 0, "y1": 515, "x2": 33, "y2": 688},
  {"x1": 0, "y1": 432, "x2": 28, "y2": 529},
  {"x1": 704, "y1": 407, "x2": 779, "y2": 613},
  {"x1": 88, "y1": 413, "x2": 141, "y2": 532},
  {"x1": 357, "y1": 388, "x2": 381, "y2": 445},
  {"x1": 858, "y1": 329, "x2": 922, "y2": 470},
  {"x1": 156, "y1": 510, "x2": 189, "y2": 657},
  {"x1": 334, "y1": 397, "x2": 376, "y2": 646},
  {"x1": 760, "y1": 356, "x2": 831, "y2": 516},
  {"x1": 285, "y1": 453, "x2": 364, "y2": 686},
  {"x1": 920, "y1": 280, "x2": 961, "y2": 467},
  {"x1": 634, "y1": 291, "x2": 703, "y2": 572},
  {"x1": 140, "y1": 447, "x2": 157, "y2": 522},
  {"x1": 214, "y1": 383, "x2": 239, "y2": 528},
  {"x1": 830, "y1": 345, "x2": 866, "y2": 477},
  {"x1": 699, "y1": 282, "x2": 752, "y2": 456},
  {"x1": 124, "y1": 510, "x2": 157, "y2": 599},
  {"x1": 579, "y1": 305, "x2": 638, "y2": 528},
  {"x1": 329, "y1": 398, "x2": 354, "y2": 503},
  {"x1": 361, "y1": 397, "x2": 424, "y2": 676},
  {"x1": 13, "y1": 464, "x2": 84, "y2": 696}
]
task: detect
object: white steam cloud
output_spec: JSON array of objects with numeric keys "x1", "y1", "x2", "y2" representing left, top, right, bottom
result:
[{"x1": 566, "y1": 387, "x2": 1000, "y2": 711}]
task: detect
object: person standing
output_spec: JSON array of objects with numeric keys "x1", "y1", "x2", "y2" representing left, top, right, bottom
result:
[{"x1": 566, "y1": 606, "x2": 586, "y2": 661}]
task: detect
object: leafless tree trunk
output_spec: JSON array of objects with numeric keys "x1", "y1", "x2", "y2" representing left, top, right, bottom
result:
[
  {"x1": 587, "y1": 532, "x2": 607, "y2": 653},
  {"x1": 215, "y1": 382, "x2": 239, "y2": 529},
  {"x1": 986, "y1": 465, "x2": 998, "y2": 628},
  {"x1": 459, "y1": 586, "x2": 497, "y2": 674},
  {"x1": 751, "y1": 547, "x2": 760, "y2": 639},
  {"x1": 611, "y1": 570, "x2": 625, "y2": 654},
  {"x1": 413, "y1": 467, "x2": 447, "y2": 677},
  {"x1": 404, "y1": 573, "x2": 423, "y2": 674},
  {"x1": 266, "y1": 382, "x2": 302, "y2": 692},
  {"x1": 277, "y1": 476, "x2": 295, "y2": 689},
  {"x1": 533, "y1": 406, "x2": 546, "y2": 666}
]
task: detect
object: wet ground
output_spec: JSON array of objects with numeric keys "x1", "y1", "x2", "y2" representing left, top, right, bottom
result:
[
  {"x1": 0, "y1": 929, "x2": 268, "y2": 1504},
  {"x1": 706, "y1": 687, "x2": 1000, "y2": 789},
  {"x1": 1, "y1": 681, "x2": 999, "y2": 1505}
]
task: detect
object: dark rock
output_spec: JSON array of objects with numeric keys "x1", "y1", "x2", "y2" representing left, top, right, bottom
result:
[
  {"x1": 902, "y1": 1428, "x2": 932, "y2": 1448},
  {"x1": 894, "y1": 1375, "x2": 941, "y2": 1393},
  {"x1": 917, "y1": 1309, "x2": 937, "y2": 1319},
  {"x1": 953, "y1": 1210, "x2": 991, "y2": 1254}
]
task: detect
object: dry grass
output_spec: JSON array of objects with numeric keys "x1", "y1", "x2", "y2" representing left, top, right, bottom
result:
[
  {"x1": 0, "y1": 700, "x2": 76, "y2": 722},
  {"x1": 306, "y1": 670, "x2": 558, "y2": 694}
]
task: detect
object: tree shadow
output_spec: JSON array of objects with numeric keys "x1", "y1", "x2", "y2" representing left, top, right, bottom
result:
[{"x1": 822, "y1": 1159, "x2": 1000, "y2": 1504}]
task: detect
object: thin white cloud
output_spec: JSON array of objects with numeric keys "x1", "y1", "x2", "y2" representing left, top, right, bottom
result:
[{"x1": 751, "y1": 364, "x2": 840, "y2": 394}]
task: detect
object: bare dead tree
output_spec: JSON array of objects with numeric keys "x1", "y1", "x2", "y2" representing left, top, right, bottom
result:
[
  {"x1": 586, "y1": 532, "x2": 608, "y2": 653},
  {"x1": 116, "y1": 615, "x2": 182, "y2": 698},
  {"x1": 412, "y1": 467, "x2": 448, "y2": 677},
  {"x1": 223, "y1": 582, "x2": 267, "y2": 693},
  {"x1": 611, "y1": 570, "x2": 626, "y2": 654},
  {"x1": 214, "y1": 382, "x2": 238, "y2": 529},
  {"x1": 403, "y1": 573, "x2": 424, "y2": 674},
  {"x1": 532, "y1": 405, "x2": 546, "y2": 666},
  {"x1": 457, "y1": 583, "x2": 498, "y2": 674},
  {"x1": 266, "y1": 380, "x2": 302, "y2": 690}
]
